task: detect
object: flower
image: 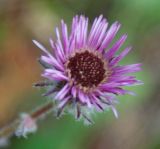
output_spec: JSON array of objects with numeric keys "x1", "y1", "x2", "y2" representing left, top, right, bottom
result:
[{"x1": 33, "y1": 15, "x2": 142, "y2": 123}]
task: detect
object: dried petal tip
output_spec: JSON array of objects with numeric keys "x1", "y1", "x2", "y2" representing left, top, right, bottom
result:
[{"x1": 15, "y1": 113, "x2": 37, "y2": 138}]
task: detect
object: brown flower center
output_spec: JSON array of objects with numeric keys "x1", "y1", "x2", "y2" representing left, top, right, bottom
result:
[{"x1": 67, "y1": 50, "x2": 107, "y2": 89}]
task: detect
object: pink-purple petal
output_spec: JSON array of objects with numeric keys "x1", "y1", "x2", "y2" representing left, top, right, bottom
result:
[
  {"x1": 98, "y1": 21, "x2": 121, "y2": 52},
  {"x1": 88, "y1": 15, "x2": 103, "y2": 45},
  {"x1": 61, "y1": 20, "x2": 69, "y2": 52},
  {"x1": 112, "y1": 63, "x2": 142, "y2": 74},
  {"x1": 55, "y1": 84, "x2": 70, "y2": 100},
  {"x1": 58, "y1": 96, "x2": 70, "y2": 109},
  {"x1": 40, "y1": 55, "x2": 64, "y2": 71},
  {"x1": 33, "y1": 40, "x2": 50, "y2": 55},
  {"x1": 109, "y1": 46, "x2": 132, "y2": 66},
  {"x1": 78, "y1": 90, "x2": 86, "y2": 103},
  {"x1": 104, "y1": 34, "x2": 127, "y2": 59},
  {"x1": 71, "y1": 87, "x2": 77, "y2": 98}
]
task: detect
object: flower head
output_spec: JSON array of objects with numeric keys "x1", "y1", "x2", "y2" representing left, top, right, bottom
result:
[{"x1": 33, "y1": 15, "x2": 142, "y2": 123}]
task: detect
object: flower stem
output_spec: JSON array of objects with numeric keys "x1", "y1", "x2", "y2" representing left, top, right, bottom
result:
[
  {"x1": 0, "y1": 101, "x2": 54, "y2": 138},
  {"x1": 31, "y1": 102, "x2": 53, "y2": 119}
]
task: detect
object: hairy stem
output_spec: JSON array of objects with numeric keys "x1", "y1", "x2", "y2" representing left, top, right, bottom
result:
[{"x1": 0, "y1": 102, "x2": 54, "y2": 138}]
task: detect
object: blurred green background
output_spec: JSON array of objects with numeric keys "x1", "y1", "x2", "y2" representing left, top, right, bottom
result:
[{"x1": 0, "y1": 0, "x2": 160, "y2": 149}]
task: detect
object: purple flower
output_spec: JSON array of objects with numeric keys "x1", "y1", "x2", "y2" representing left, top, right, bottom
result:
[{"x1": 33, "y1": 15, "x2": 142, "y2": 123}]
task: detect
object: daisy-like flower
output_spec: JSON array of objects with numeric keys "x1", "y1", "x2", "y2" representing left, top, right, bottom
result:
[{"x1": 33, "y1": 15, "x2": 142, "y2": 123}]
